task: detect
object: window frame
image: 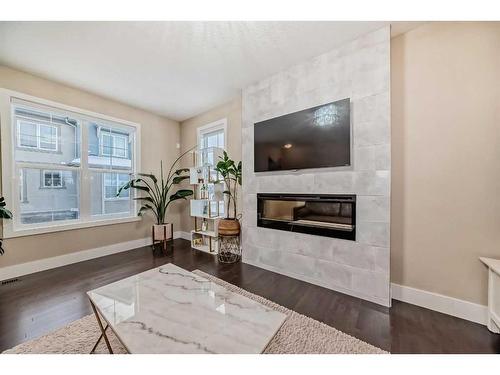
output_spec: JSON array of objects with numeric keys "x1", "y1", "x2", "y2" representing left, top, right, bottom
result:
[
  {"x1": 197, "y1": 118, "x2": 227, "y2": 168},
  {"x1": 0, "y1": 89, "x2": 141, "y2": 238},
  {"x1": 17, "y1": 120, "x2": 59, "y2": 151}
]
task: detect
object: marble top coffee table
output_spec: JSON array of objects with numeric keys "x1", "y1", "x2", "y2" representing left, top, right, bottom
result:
[{"x1": 86, "y1": 263, "x2": 287, "y2": 353}]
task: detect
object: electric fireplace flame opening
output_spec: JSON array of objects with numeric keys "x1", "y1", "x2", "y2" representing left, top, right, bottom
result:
[{"x1": 257, "y1": 194, "x2": 356, "y2": 240}]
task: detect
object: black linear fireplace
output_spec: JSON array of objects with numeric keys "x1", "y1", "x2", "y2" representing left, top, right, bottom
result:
[{"x1": 257, "y1": 193, "x2": 356, "y2": 240}]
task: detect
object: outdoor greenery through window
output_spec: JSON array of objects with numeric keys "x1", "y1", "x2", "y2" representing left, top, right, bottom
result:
[{"x1": 11, "y1": 98, "x2": 138, "y2": 229}]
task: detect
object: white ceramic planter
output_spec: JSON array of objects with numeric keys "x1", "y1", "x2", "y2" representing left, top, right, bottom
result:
[{"x1": 152, "y1": 223, "x2": 173, "y2": 252}]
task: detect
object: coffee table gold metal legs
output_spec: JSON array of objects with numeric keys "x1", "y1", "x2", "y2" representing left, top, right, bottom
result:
[
  {"x1": 89, "y1": 299, "x2": 113, "y2": 354},
  {"x1": 90, "y1": 324, "x2": 110, "y2": 353}
]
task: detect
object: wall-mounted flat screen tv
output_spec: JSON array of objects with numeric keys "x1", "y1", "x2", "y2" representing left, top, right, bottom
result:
[{"x1": 254, "y1": 98, "x2": 351, "y2": 172}]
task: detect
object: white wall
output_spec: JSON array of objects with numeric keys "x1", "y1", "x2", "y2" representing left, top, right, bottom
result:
[{"x1": 241, "y1": 27, "x2": 392, "y2": 306}]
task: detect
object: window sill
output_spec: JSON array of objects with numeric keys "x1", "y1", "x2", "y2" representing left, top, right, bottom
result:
[{"x1": 3, "y1": 215, "x2": 142, "y2": 239}]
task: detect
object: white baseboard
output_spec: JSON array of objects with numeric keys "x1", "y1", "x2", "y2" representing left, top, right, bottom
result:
[
  {"x1": 0, "y1": 232, "x2": 186, "y2": 282},
  {"x1": 177, "y1": 231, "x2": 191, "y2": 241},
  {"x1": 391, "y1": 283, "x2": 488, "y2": 326}
]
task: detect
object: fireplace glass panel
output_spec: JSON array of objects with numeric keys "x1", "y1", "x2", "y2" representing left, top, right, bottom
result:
[
  {"x1": 262, "y1": 200, "x2": 305, "y2": 221},
  {"x1": 257, "y1": 194, "x2": 356, "y2": 240},
  {"x1": 262, "y1": 199, "x2": 353, "y2": 228}
]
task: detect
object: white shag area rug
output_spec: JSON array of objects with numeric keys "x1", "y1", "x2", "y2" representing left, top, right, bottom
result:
[{"x1": 3, "y1": 269, "x2": 387, "y2": 354}]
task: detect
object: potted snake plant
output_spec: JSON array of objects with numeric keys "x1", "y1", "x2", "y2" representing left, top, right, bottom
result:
[
  {"x1": 215, "y1": 151, "x2": 242, "y2": 235},
  {"x1": 0, "y1": 196, "x2": 13, "y2": 255},
  {"x1": 118, "y1": 148, "x2": 194, "y2": 243}
]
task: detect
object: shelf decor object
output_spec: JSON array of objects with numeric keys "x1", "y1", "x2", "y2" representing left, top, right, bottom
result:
[{"x1": 189, "y1": 147, "x2": 225, "y2": 255}]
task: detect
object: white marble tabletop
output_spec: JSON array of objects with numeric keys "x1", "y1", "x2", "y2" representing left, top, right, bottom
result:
[{"x1": 87, "y1": 263, "x2": 287, "y2": 353}]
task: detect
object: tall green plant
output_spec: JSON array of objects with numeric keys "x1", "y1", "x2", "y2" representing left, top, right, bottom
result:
[
  {"x1": 118, "y1": 148, "x2": 194, "y2": 224},
  {"x1": 0, "y1": 196, "x2": 13, "y2": 255},
  {"x1": 215, "y1": 151, "x2": 242, "y2": 220}
]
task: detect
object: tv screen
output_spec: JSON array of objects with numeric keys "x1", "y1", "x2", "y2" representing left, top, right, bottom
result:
[{"x1": 254, "y1": 98, "x2": 351, "y2": 172}]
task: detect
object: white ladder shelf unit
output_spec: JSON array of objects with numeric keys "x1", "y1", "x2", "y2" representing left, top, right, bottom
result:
[{"x1": 189, "y1": 147, "x2": 225, "y2": 255}]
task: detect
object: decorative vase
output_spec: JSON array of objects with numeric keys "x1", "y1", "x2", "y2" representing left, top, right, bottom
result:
[{"x1": 217, "y1": 218, "x2": 240, "y2": 236}]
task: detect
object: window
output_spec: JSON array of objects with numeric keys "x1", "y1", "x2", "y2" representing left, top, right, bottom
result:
[
  {"x1": 42, "y1": 170, "x2": 64, "y2": 188},
  {"x1": 101, "y1": 131, "x2": 128, "y2": 158},
  {"x1": 104, "y1": 173, "x2": 130, "y2": 200},
  {"x1": 18, "y1": 121, "x2": 37, "y2": 148},
  {"x1": 39, "y1": 124, "x2": 57, "y2": 150},
  {"x1": 197, "y1": 119, "x2": 226, "y2": 166},
  {"x1": 18, "y1": 121, "x2": 58, "y2": 151},
  {"x1": 1, "y1": 93, "x2": 140, "y2": 236},
  {"x1": 200, "y1": 128, "x2": 225, "y2": 149}
]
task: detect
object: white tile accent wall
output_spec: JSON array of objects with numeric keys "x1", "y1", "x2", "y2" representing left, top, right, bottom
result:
[{"x1": 241, "y1": 27, "x2": 391, "y2": 306}]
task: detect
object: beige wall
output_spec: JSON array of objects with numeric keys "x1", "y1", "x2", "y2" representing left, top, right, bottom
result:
[
  {"x1": 391, "y1": 22, "x2": 500, "y2": 305},
  {"x1": 0, "y1": 65, "x2": 181, "y2": 268},
  {"x1": 178, "y1": 95, "x2": 242, "y2": 232}
]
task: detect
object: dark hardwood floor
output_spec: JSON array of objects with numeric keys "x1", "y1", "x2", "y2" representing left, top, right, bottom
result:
[{"x1": 1, "y1": 239, "x2": 499, "y2": 354}]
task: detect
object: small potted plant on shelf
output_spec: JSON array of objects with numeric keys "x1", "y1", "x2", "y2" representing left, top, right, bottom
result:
[
  {"x1": 215, "y1": 151, "x2": 242, "y2": 235},
  {"x1": 0, "y1": 196, "x2": 13, "y2": 255},
  {"x1": 118, "y1": 148, "x2": 194, "y2": 249}
]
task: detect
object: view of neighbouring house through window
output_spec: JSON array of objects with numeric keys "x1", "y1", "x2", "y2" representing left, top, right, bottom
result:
[
  {"x1": 12, "y1": 99, "x2": 137, "y2": 227},
  {"x1": 42, "y1": 170, "x2": 63, "y2": 188},
  {"x1": 18, "y1": 120, "x2": 58, "y2": 150}
]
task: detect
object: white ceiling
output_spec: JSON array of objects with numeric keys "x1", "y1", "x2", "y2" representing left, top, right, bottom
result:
[{"x1": 0, "y1": 21, "x2": 422, "y2": 121}]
